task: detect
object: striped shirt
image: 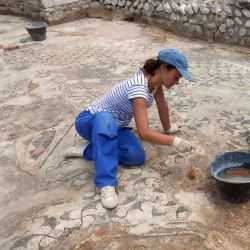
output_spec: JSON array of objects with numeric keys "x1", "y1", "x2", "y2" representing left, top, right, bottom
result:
[{"x1": 86, "y1": 68, "x2": 157, "y2": 127}]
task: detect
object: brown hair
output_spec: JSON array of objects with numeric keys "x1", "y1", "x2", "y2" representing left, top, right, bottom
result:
[{"x1": 143, "y1": 58, "x2": 176, "y2": 75}]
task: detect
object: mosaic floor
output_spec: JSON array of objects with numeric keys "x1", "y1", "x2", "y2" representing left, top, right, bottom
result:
[{"x1": 0, "y1": 15, "x2": 249, "y2": 250}]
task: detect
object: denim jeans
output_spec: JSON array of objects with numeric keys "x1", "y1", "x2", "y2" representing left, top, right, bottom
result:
[{"x1": 75, "y1": 110, "x2": 145, "y2": 187}]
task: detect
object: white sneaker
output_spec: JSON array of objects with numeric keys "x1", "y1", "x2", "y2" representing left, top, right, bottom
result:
[
  {"x1": 63, "y1": 142, "x2": 89, "y2": 159},
  {"x1": 100, "y1": 186, "x2": 118, "y2": 209}
]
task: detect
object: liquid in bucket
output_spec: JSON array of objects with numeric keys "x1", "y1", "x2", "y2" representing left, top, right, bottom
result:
[{"x1": 217, "y1": 162, "x2": 250, "y2": 182}]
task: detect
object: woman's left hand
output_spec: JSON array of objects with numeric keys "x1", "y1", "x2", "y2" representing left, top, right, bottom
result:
[{"x1": 164, "y1": 123, "x2": 184, "y2": 134}]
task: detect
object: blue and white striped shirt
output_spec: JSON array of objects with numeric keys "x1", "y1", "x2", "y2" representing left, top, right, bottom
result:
[{"x1": 86, "y1": 68, "x2": 157, "y2": 127}]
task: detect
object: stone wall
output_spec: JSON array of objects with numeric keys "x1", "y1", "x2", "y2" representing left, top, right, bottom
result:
[
  {"x1": 0, "y1": 0, "x2": 91, "y2": 22},
  {"x1": 0, "y1": 0, "x2": 24, "y2": 15},
  {"x1": 39, "y1": 0, "x2": 91, "y2": 23},
  {"x1": 0, "y1": 0, "x2": 249, "y2": 47},
  {"x1": 0, "y1": 0, "x2": 42, "y2": 19},
  {"x1": 99, "y1": 0, "x2": 250, "y2": 47}
]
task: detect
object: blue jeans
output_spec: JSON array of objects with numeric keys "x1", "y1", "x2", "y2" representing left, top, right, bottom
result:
[{"x1": 75, "y1": 111, "x2": 145, "y2": 188}]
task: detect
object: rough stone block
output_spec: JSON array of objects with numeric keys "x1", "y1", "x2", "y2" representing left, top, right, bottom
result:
[
  {"x1": 134, "y1": 8, "x2": 140, "y2": 14},
  {"x1": 192, "y1": 3, "x2": 198, "y2": 13},
  {"x1": 226, "y1": 18, "x2": 234, "y2": 27},
  {"x1": 238, "y1": 0, "x2": 250, "y2": 8},
  {"x1": 143, "y1": 2, "x2": 149, "y2": 11},
  {"x1": 190, "y1": 18, "x2": 198, "y2": 25},
  {"x1": 202, "y1": 15, "x2": 207, "y2": 23},
  {"x1": 222, "y1": 5, "x2": 232, "y2": 16},
  {"x1": 210, "y1": 4, "x2": 222, "y2": 15},
  {"x1": 179, "y1": 4, "x2": 186, "y2": 15},
  {"x1": 170, "y1": 12, "x2": 176, "y2": 22},
  {"x1": 199, "y1": 4, "x2": 210, "y2": 14},
  {"x1": 235, "y1": 9, "x2": 242, "y2": 16},
  {"x1": 219, "y1": 11, "x2": 227, "y2": 19},
  {"x1": 118, "y1": 0, "x2": 125, "y2": 7},
  {"x1": 104, "y1": 0, "x2": 112, "y2": 5},
  {"x1": 242, "y1": 9, "x2": 250, "y2": 17},
  {"x1": 133, "y1": 0, "x2": 139, "y2": 8},
  {"x1": 156, "y1": 3, "x2": 163, "y2": 12},
  {"x1": 144, "y1": 10, "x2": 152, "y2": 16},
  {"x1": 234, "y1": 17, "x2": 243, "y2": 25},
  {"x1": 239, "y1": 28, "x2": 247, "y2": 36},
  {"x1": 207, "y1": 22, "x2": 216, "y2": 30},
  {"x1": 245, "y1": 20, "x2": 250, "y2": 28},
  {"x1": 171, "y1": 2, "x2": 179, "y2": 12},
  {"x1": 151, "y1": 0, "x2": 158, "y2": 7},
  {"x1": 112, "y1": 0, "x2": 118, "y2": 6},
  {"x1": 163, "y1": 3, "x2": 172, "y2": 13},
  {"x1": 219, "y1": 24, "x2": 226, "y2": 33},
  {"x1": 125, "y1": 1, "x2": 132, "y2": 9},
  {"x1": 180, "y1": 16, "x2": 188, "y2": 23},
  {"x1": 129, "y1": 6, "x2": 135, "y2": 13},
  {"x1": 186, "y1": 5, "x2": 193, "y2": 15},
  {"x1": 138, "y1": 3, "x2": 143, "y2": 9}
]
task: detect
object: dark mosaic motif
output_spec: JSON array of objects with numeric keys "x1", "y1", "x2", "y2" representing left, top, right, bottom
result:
[{"x1": 25, "y1": 130, "x2": 56, "y2": 160}]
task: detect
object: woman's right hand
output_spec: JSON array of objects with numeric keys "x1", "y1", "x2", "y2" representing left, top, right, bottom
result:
[{"x1": 172, "y1": 137, "x2": 196, "y2": 153}]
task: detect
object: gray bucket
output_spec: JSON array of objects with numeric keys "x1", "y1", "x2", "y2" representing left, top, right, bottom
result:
[
  {"x1": 25, "y1": 22, "x2": 47, "y2": 41},
  {"x1": 209, "y1": 151, "x2": 250, "y2": 203}
]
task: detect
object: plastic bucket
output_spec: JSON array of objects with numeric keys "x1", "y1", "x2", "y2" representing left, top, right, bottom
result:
[
  {"x1": 25, "y1": 22, "x2": 47, "y2": 41},
  {"x1": 209, "y1": 151, "x2": 250, "y2": 203}
]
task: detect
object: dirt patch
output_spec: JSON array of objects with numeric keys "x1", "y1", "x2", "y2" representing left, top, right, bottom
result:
[{"x1": 85, "y1": 22, "x2": 141, "y2": 40}]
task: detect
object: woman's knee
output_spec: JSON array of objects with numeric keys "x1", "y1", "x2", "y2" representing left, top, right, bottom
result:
[
  {"x1": 75, "y1": 111, "x2": 93, "y2": 140},
  {"x1": 126, "y1": 145, "x2": 145, "y2": 166},
  {"x1": 75, "y1": 116, "x2": 88, "y2": 139}
]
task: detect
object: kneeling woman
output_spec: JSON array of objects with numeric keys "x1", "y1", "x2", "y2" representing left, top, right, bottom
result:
[{"x1": 65, "y1": 49, "x2": 196, "y2": 209}]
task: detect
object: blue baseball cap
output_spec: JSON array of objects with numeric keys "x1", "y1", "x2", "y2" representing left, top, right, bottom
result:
[{"x1": 157, "y1": 49, "x2": 194, "y2": 82}]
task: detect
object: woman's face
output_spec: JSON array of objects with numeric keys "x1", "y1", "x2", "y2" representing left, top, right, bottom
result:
[{"x1": 160, "y1": 64, "x2": 181, "y2": 89}]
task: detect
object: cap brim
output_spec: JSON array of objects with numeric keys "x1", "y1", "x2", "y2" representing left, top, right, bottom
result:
[{"x1": 177, "y1": 68, "x2": 195, "y2": 82}]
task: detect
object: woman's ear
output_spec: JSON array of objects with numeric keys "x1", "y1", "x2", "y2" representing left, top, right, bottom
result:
[{"x1": 160, "y1": 64, "x2": 167, "y2": 72}]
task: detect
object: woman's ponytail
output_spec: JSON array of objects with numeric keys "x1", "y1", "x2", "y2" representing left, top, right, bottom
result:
[
  {"x1": 143, "y1": 59, "x2": 161, "y2": 75},
  {"x1": 143, "y1": 58, "x2": 176, "y2": 75}
]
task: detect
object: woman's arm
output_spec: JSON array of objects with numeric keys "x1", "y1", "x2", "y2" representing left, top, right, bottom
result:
[
  {"x1": 154, "y1": 86, "x2": 171, "y2": 131},
  {"x1": 132, "y1": 97, "x2": 174, "y2": 146}
]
